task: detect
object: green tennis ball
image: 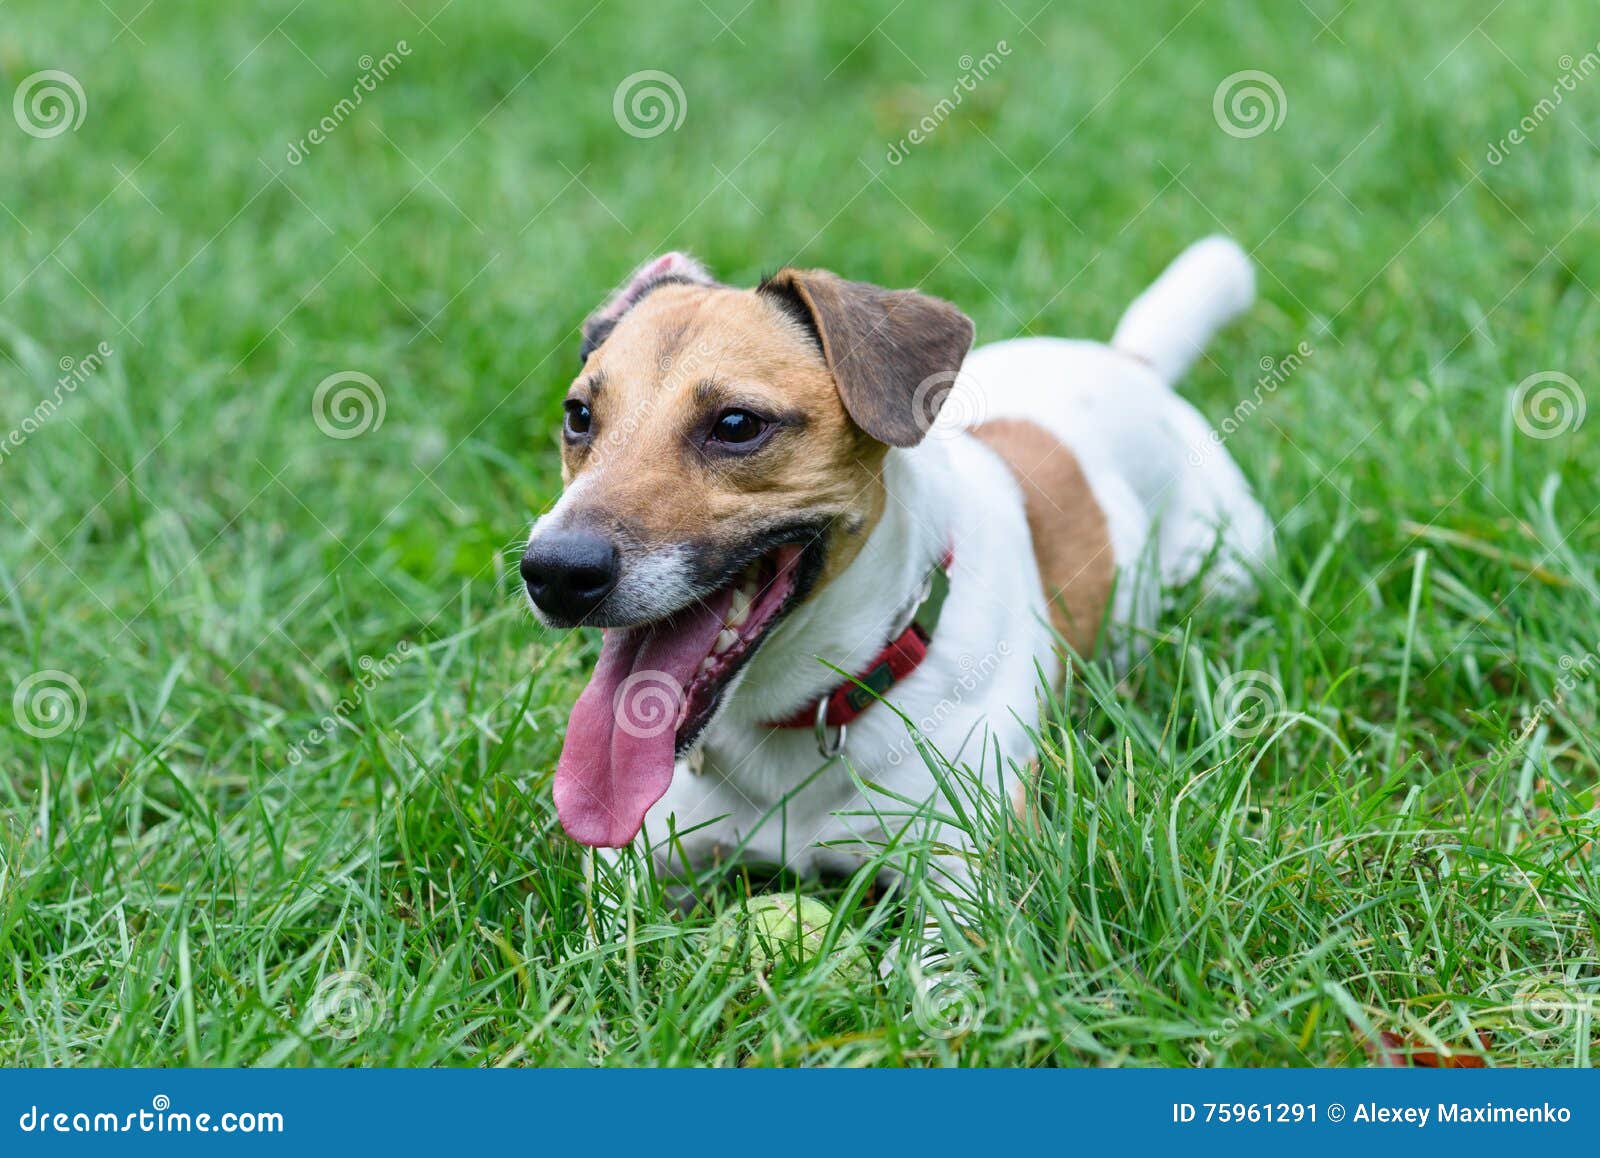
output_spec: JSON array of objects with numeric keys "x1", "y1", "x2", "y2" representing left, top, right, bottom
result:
[{"x1": 710, "y1": 893, "x2": 870, "y2": 981}]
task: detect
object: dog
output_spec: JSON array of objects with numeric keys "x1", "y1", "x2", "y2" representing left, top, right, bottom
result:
[{"x1": 521, "y1": 237, "x2": 1272, "y2": 904}]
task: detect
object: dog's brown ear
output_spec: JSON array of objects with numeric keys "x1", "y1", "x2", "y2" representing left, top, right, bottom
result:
[
  {"x1": 581, "y1": 252, "x2": 714, "y2": 363},
  {"x1": 759, "y1": 268, "x2": 974, "y2": 447}
]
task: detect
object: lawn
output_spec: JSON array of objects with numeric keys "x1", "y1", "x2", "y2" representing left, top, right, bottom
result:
[{"x1": 2, "y1": 0, "x2": 1598, "y2": 1067}]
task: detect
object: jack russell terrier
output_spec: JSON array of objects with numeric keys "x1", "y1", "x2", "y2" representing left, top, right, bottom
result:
[{"x1": 521, "y1": 237, "x2": 1272, "y2": 896}]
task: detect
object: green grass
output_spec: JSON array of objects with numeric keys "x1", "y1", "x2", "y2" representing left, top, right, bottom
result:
[{"x1": 3, "y1": 0, "x2": 1599, "y2": 1067}]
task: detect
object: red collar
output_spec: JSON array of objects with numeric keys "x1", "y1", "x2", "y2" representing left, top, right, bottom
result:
[{"x1": 766, "y1": 550, "x2": 953, "y2": 745}]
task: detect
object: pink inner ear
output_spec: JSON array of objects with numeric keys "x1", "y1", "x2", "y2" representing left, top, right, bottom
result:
[
  {"x1": 590, "y1": 252, "x2": 713, "y2": 333},
  {"x1": 620, "y1": 253, "x2": 707, "y2": 303}
]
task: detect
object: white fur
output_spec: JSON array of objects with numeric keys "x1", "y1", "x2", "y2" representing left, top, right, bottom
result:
[
  {"x1": 625, "y1": 238, "x2": 1274, "y2": 890},
  {"x1": 1111, "y1": 235, "x2": 1255, "y2": 385}
]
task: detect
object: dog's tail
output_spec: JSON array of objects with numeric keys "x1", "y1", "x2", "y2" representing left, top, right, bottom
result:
[{"x1": 1111, "y1": 236, "x2": 1255, "y2": 386}]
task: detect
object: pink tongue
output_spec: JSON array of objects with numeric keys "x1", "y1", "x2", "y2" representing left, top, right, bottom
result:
[{"x1": 554, "y1": 591, "x2": 732, "y2": 847}]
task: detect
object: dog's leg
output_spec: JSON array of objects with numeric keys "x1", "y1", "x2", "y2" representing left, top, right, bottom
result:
[{"x1": 874, "y1": 753, "x2": 1047, "y2": 1032}]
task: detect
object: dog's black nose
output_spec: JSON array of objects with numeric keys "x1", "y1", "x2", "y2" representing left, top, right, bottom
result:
[{"x1": 521, "y1": 530, "x2": 619, "y2": 621}]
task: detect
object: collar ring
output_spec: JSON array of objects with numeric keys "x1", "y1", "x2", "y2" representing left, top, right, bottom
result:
[{"x1": 814, "y1": 697, "x2": 847, "y2": 758}]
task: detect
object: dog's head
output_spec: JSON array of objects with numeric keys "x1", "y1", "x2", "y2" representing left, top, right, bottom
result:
[{"x1": 522, "y1": 251, "x2": 973, "y2": 846}]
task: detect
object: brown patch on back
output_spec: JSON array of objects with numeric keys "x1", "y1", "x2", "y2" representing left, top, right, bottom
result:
[{"x1": 971, "y1": 417, "x2": 1113, "y2": 657}]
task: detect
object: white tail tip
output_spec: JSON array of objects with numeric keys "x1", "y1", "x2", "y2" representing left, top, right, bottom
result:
[{"x1": 1111, "y1": 236, "x2": 1255, "y2": 385}]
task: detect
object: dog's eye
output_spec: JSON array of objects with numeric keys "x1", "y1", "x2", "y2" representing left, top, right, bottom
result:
[
  {"x1": 711, "y1": 409, "x2": 766, "y2": 445},
  {"x1": 563, "y1": 400, "x2": 592, "y2": 437}
]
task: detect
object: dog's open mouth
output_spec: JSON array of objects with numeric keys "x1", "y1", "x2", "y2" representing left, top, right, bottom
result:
[{"x1": 553, "y1": 543, "x2": 810, "y2": 847}]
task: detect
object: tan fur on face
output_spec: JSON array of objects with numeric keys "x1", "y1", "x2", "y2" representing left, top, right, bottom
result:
[
  {"x1": 560, "y1": 284, "x2": 886, "y2": 585},
  {"x1": 971, "y1": 418, "x2": 1113, "y2": 656}
]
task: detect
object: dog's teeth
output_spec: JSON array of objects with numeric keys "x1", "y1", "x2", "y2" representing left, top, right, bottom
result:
[
  {"x1": 713, "y1": 629, "x2": 738, "y2": 654},
  {"x1": 698, "y1": 656, "x2": 716, "y2": 675},
  {"x1": 728, "y1": 587, "x2": 750, "y2": 627}
]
